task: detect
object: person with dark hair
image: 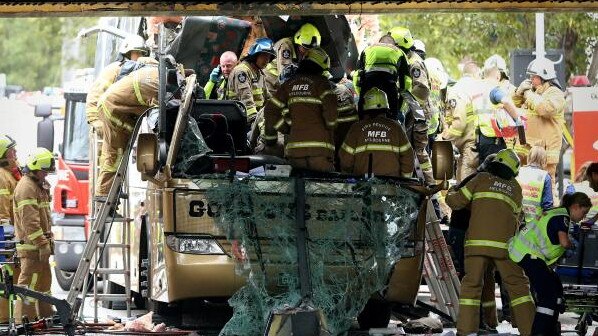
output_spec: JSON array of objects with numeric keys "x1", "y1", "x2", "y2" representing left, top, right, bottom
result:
[
  {"x1": 509, "y1": 192, "x2": 591, "y2": 336},
  {"x1": 565, "y1": 161, "x2": 598, "y2": 224},
  {"x1": 263, "y1": 47, "x2": 337, "y2": 172},
  {"x1": 446, "y1": 149, "x2": 535, "y2": 336}
]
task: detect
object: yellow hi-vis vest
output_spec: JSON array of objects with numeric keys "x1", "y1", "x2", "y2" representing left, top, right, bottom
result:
[
  {"x1": 572, "y1": 181, "x2": 598, "y2": 222},
  {"x1": 470, "y1": 80, "x2": 502, "y2": 138},
  {"x1": 509, "y1": 207, "x2": 568, "y2": 265},
  {"x1": 516, "y1": 165, "x2": 548, "y2": 225},
  {"x1": 363, "y1": 44, "x2": 404, "y2": 76}
]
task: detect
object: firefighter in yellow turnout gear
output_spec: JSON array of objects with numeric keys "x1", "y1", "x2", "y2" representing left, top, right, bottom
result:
[
  {"x1": 263, "y1": 47, "x2": 338, "y2": 172},
  {"x1": 96, "y1": 59, "x2": 159, "y2": 196},
  {"x1": 509, "y1": 192, "x2": 591, "y2": 335},
  {"x1": 0, "y1": 135, "x2": 21, "y2": 323},
  {"x1": 13, "y1": 148, "x2": 55, "y2": 322},
  {"x1": 446, "y1": 149, "x2": 535, "y2": 336},
  {"x1": 228, "y1": 38, "x2": 275, "y2": 126}
]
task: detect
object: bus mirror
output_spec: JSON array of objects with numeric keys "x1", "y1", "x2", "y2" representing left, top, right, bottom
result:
[
  {"x1": 431, "y1": 140, "x2": 454, "y2": 182},
  {"x1": 34, "y1": 104, "x2": 52, "y2": 118},
  {"x1": 136, "y1": 133, "x2": 158, "y2": 177}
]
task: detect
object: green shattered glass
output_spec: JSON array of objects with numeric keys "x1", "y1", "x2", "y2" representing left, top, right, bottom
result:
[{"x1": 196, "y1": 175, "x2": 421, "y2": 335}]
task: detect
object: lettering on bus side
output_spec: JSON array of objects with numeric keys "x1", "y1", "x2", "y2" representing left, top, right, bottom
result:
[{"x1": 188, "y1": 200, "x2": 220, "y2": 218}]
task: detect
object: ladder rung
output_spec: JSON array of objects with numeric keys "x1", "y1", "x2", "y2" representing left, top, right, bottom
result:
[
  {"x1": 98, "y1": 243, "x2": 130, "y2": 248},
  {"x1": 95, "y1": 268, "x2": 129, "y2": 275},
  {"x1": 93, "y1": 294, "x2": 131, "y2": 301}
]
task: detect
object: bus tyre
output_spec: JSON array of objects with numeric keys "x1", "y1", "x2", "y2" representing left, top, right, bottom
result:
[
  {"x1": 357, "y1": 299, "x2": 391, "y2": 330},
  {"x1": 54, "y1": 269, "x2": 75, "y2": 291}
]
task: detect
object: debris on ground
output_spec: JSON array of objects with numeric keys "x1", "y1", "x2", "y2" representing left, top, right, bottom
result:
[
  {"x1": 104, "y1": 312, "x2": 168, "y2": 333},
  {"x1": 403, "y1": 316, "x2": 443, "y2": 334}
]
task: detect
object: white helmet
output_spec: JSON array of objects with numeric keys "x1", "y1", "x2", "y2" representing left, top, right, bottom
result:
[
  {"x1": 413, "y1": 39, "x2": 426, "y2": 53},
  {"x1": 483, "y1": 54, "x2": 508, "y2": 74},
  {"x1": 526, "y1": 57, "x2": 556, "y2": 81},
  {"x1": 424, "y1": 57, "x2": 449, "y2": 90},
  {"x1": 119, "y1": 35, "x2": 148, "y2": 57}
]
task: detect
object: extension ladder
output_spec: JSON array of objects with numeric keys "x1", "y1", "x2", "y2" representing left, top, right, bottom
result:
[
  {"x1": 67, "y1": 121, "x2": 141, "y2": 321},
  {"x1": 422, "y1": 199, "x2": 461, "y2": 321}
]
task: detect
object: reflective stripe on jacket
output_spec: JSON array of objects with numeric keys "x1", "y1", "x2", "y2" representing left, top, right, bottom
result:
[
  {"x1": 516, "y1": 165, "x2": 549, "y2": 224},
  {"x1": 509, "y1": 207, "x2": 568, "y2": 265},
  {"x1": 97, "y1": 65, "x2": 159, "y2": 133},
  {"x1": 264, "y1": 72, "x2": 337, "y2": 158},
  {"x1": 339, "y1": 114, "x2": 414, "y2": 178},
  {"x1": 86, "y1": 61, "x2": 122, "y2": 123},
  {"x1": 227, "y1": 60, "x2": 269, "y2": 119},
  {"x1": 0, "y1": 167, "x2": 17, "y2": 224},
  {"x1": 445, "y1": 171, "x2": 522, "y2": 258},
  {"x1": 361, "y1": 43, "x2": 404, "y2": 76},
  {"x1": 13, "y1": 175, "x2": 52, "y2": 258}
]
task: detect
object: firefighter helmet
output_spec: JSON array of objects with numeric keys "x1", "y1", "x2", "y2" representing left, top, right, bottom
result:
[
  {"x1": 303, "y1": 47, "x2": 330, "y2": 71},
  {"x1": 0, "y1": 135, "x2": 16, "y2": 159},
  {"x1": 389, "y1": 27, "x2": 414, "y2": 50},
  {"x1": 424, "y1": 57, "x2": 449, "y2": 90},
  {"x1": 294, "y1": 23, "x2": 321, "y2": 48},
  {"x1": 363, "y1": 87, "x2": 389, "y2": 111},
  {"x1": 493, "y1": 149, "x2": 520, "y2": 176},
  {"x1": 413, "y1": 39, "x2": 426, "y2": 53},
  {"x1": 25, "y1": 148, "x2": 55, "y2": 172},
  {"x1": 247, "y1": 37, "x2": 276, "y2": 58},
  {"x1": 526, "y1": 58, "x2": 556, "y2": 81},
  {"x1": 119, "y1": 35, "x2": 149, "y2": 57},
  {"x1": 483, "y1": 54, "x2": 508, "y2": 75}
]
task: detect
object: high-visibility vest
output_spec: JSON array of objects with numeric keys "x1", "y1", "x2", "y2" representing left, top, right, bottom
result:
[
  {"x1": 362, "y1": 44, "x2": 404, "y2": 76},
  {"x1": 516, "y1": 165, "x2": 548, "y2": 224},
  {"x1": 509, "y1": 207, "x2": 568, "y2": 265},
  {"x1": 572, "y1": 181, "x2": 598, "y2": 222}
]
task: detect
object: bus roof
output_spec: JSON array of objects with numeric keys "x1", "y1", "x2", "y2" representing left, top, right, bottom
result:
[{"x1": 1, "y1": 1, "x2": 597, "y2": 17}]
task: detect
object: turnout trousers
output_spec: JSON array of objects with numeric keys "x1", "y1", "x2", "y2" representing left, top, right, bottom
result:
[
  {"x1": 518, "y1": 254, "x2": 563, "y2": 336},
  {"x1": 14, "y1": 256, "x2": 53, "y2": 323},
  {"x1": 96, "y1": 117, "x2": 131, "y2": 197},
  {"x1": 457, "y1": 255, "x2": 534, "y2": 336}
]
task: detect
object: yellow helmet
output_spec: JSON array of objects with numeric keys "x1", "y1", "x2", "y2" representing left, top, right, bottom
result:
[
  {"x1": 294, "y1": 23, "x2": 321, "y2": 48},
  {"x1": 389, "y1": 26, "x2": 414, "y2": 50},
  {"x1": 0, "y1": 135, "x2": 16, "y2": 159},
  {"x1": 25, "y1": 147, "x2": 55, "y2": 172},
  {"x1": 304, "y1": 47, "x2": 330, "y2": 70},
  {"x1": 363, "y1": 88, "x2": 389, "y2": 111},
  {"x1": 493, "y1": 149, "x2": 520, "y2": 176}
]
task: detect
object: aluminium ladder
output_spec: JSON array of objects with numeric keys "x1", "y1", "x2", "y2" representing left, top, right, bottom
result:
[{"x1": 67, "y1": 117, "x2": 144, "y2": 321}]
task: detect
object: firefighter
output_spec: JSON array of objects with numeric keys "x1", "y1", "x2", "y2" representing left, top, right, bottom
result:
[
  {"x1": 228, "y1": 37, "x2": 275, "y2": 126},
  {"x1": 509, "y1": 192, "x2": 591, "y2": 335},
  {"x1": 423, "y1": 57, "x2": 448, "y2": 153},
  {"x1": 0, "y1": 135, "x2": 21, "y2": 323},
  {"x1": 328, "y1": 71, "x2": 358, "y2": 160},
  {"x1": 516, "y1": 146, "x2": 554, "y2": 225},
  {"x1": 339, "y1": 87, "x2": 414, "y2": 177},
  {"x1": 513, "y1": 58, "x2": 565, "y2": 190},
  {"x1": 391, "y1": 27, "x2": 435, "y2": 185},
  {"x1": 441, "y1": 63, "x2": 481, "y2": 182},
  {"x1": 446, "y1": 149, "x2": 535, "y2": 336},
  {"x1": 566, "y1": 161, "x2": 598, "y2": 224},
  {"x1": 264, "y1": 23, "x2": 321, "y2": 96},
  {"x1": 263, "y1": 47, "x2": 337, "y2": 172},
  {"x1": 86, "y1": 35, "x2": 149, "y2": 136},
  {"x1": 354, "y1": 32, "x2": 409, "y2": 120},
  {"x1": 96, "y1": 62, "x2": 159, "y2": 197},
  {"x1": 13, "y1": 148, "x2": 55, "y2": 322},
  {"x1": 483, "y1": 54, "x2": 515, "y2": 95},
  {"x1": 204, "y1": 51, "x2": 238, "y2": 100}
]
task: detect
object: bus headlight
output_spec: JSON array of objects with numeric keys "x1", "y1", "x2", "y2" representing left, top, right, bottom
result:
[{"x1": 165, "y1": 235, "x2": 225, "y2": 255}]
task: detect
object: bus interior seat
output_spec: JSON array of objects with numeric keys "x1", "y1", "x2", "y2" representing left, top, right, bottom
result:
[{"x1": 191, "y1": 99, "x2": 248, "y2": 154}]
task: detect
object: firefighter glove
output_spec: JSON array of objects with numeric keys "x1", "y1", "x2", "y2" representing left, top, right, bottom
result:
[
  {"x1": 209, "y1": 66, "x2": 222, "y2": 82},
  {"x1": 516, "y1": 79, "x2": 533, "y2": 96},
  {"x1": 39, "y1": 243, "x2": 52, "y2": 259}
]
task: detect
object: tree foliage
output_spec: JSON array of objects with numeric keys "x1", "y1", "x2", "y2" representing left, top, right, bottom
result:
[
  {"x1": 379, "y1": 12, "x2": 598, "y2": 81},
  {"x1": 0, "y1": 17, "x2": 97, "y2": 91}
]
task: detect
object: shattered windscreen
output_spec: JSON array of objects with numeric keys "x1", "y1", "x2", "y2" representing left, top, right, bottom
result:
[
  {"x1": 196, "y1": 175, "x2": 422, "y2": 335},
  {"x1": 172, "y1": 117, "x2": 212, "y2": 178}
]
